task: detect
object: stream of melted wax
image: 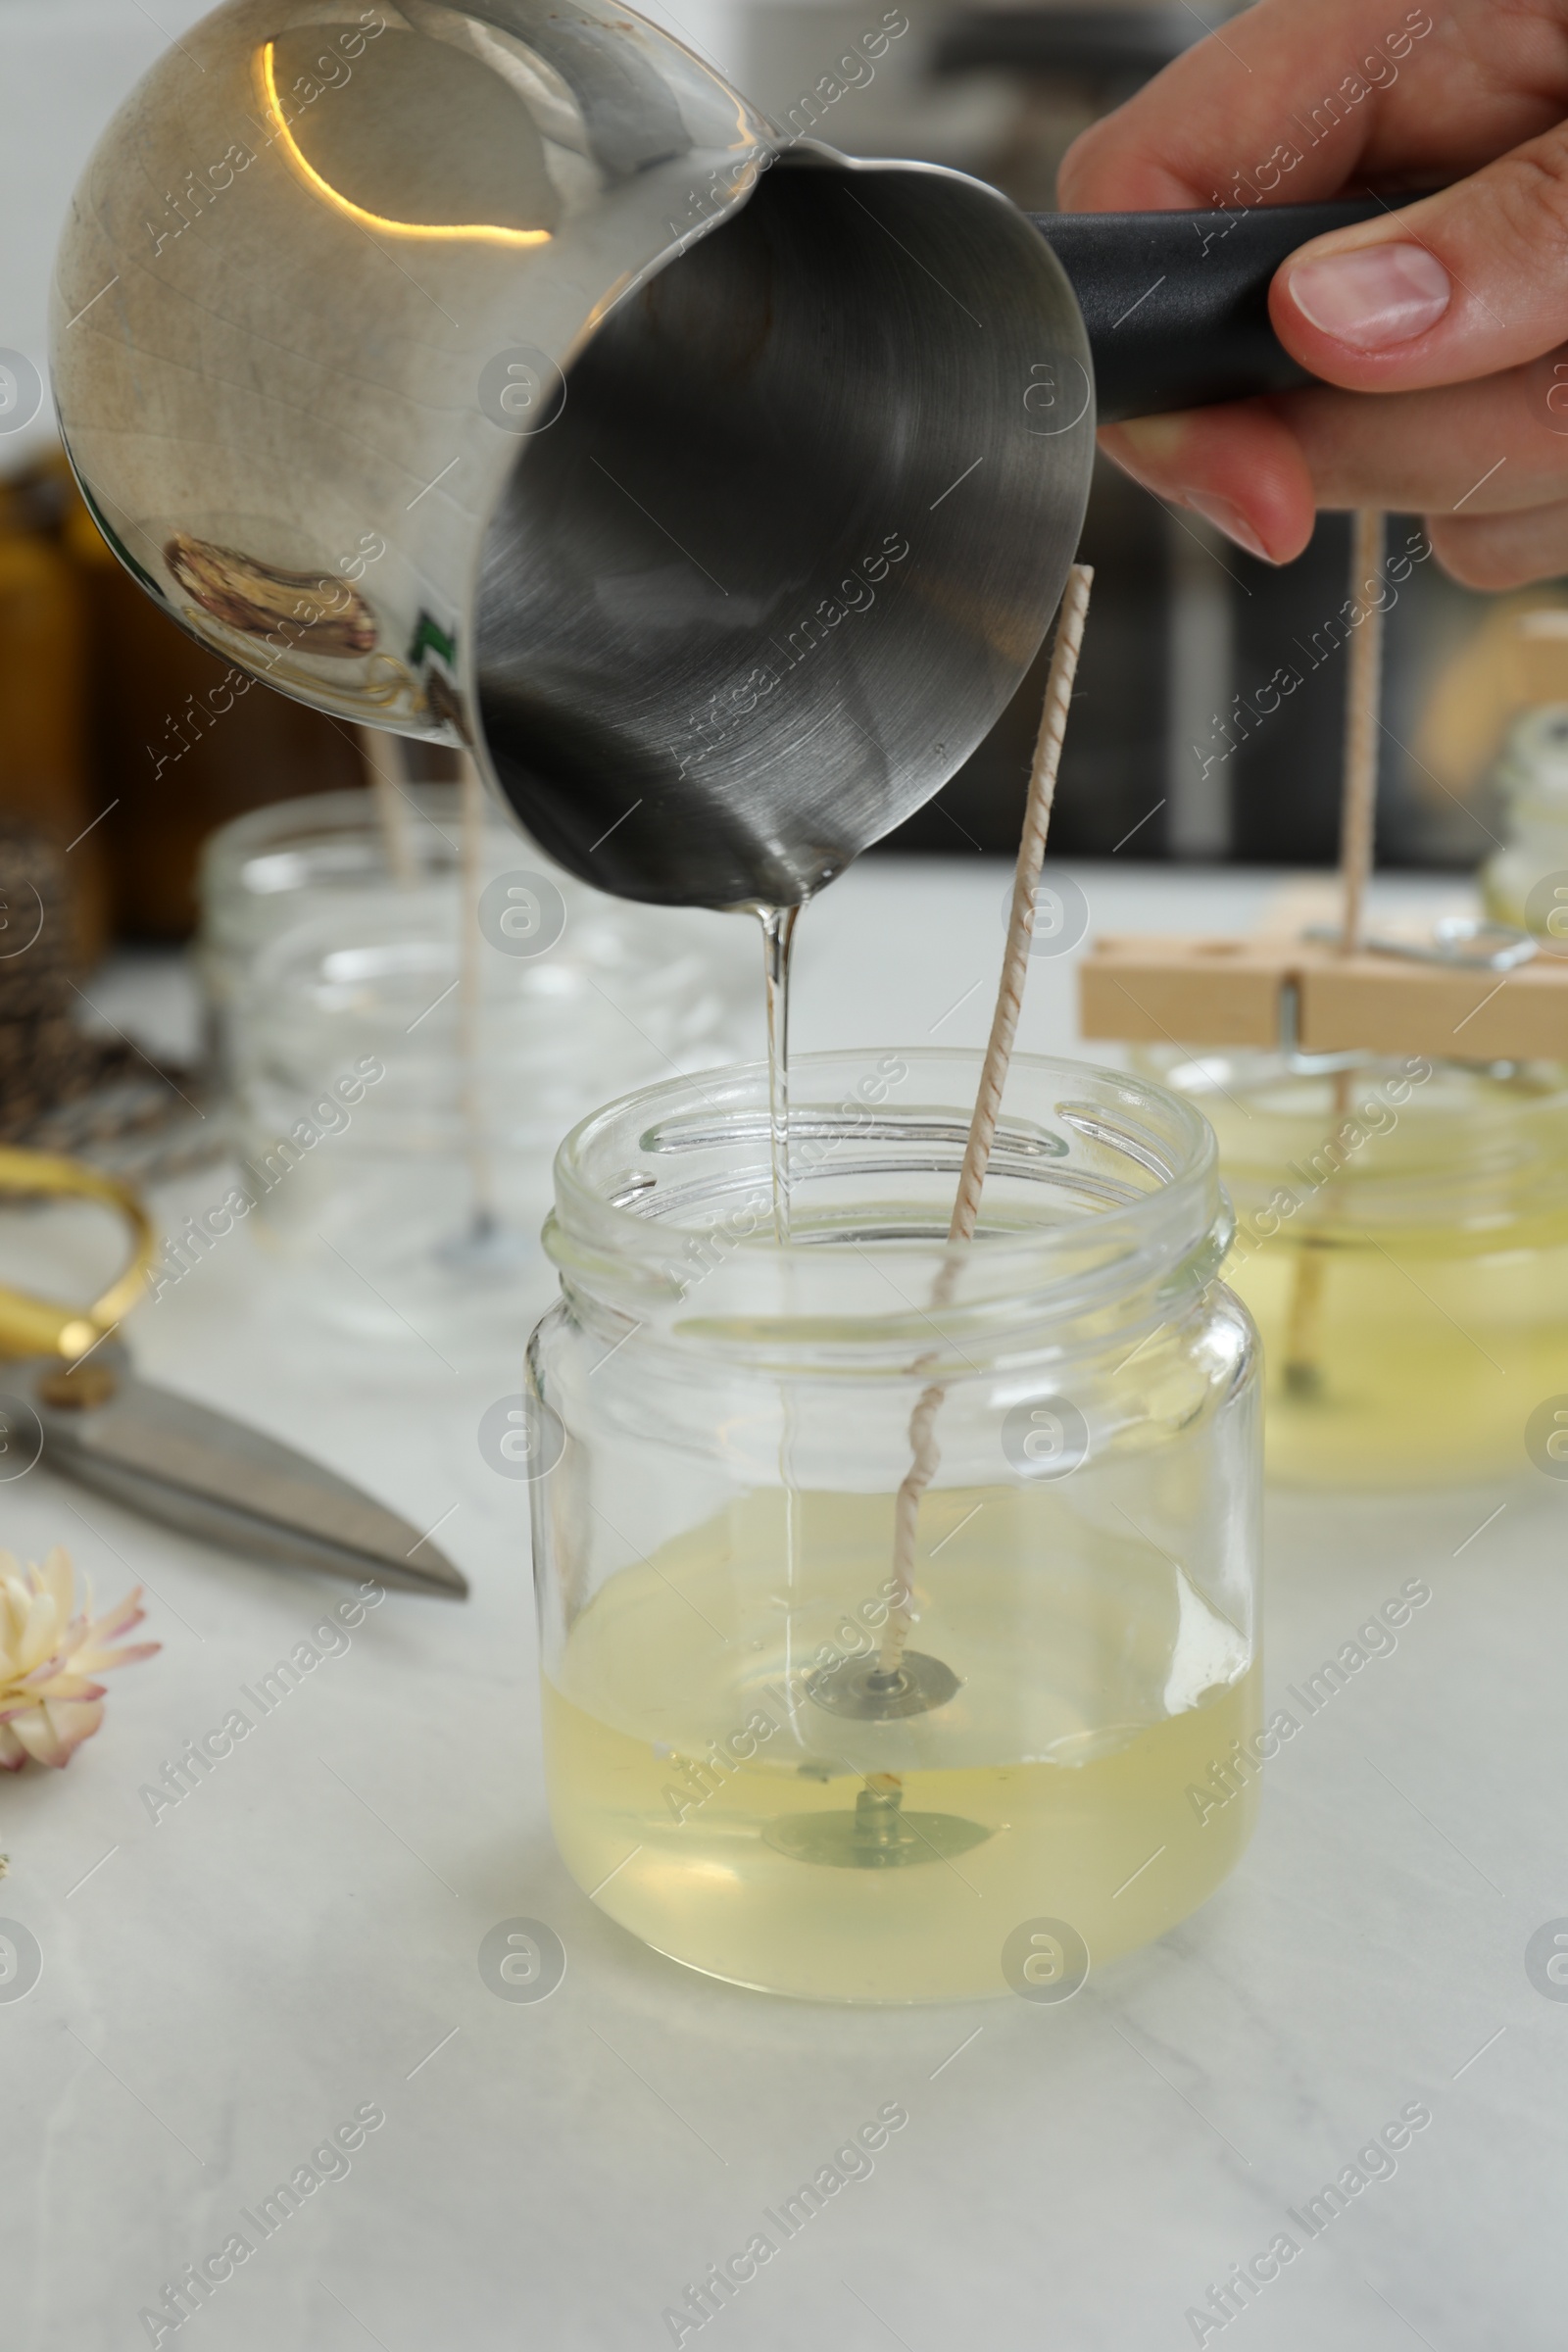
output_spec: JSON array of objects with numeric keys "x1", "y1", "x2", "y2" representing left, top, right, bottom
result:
[
  {"x1": 754, "y1": 903, "x2": 802, "y2": 1247},
  {"x1": 747, "y1": 899, "x2": 934, "y2": 1843},
  {"x1": 748, "y1": 900, "x2": 808, "y2": 1753}
]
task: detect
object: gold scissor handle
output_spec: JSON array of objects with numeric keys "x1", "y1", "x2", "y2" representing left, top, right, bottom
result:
[{"x1": 0, "y1": 1146, "x2": 158, "y2": 1360}]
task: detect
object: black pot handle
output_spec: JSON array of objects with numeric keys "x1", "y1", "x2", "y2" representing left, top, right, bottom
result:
[{"x1": 1033, "y1": 199, "x2": 1410, "y2": 423}]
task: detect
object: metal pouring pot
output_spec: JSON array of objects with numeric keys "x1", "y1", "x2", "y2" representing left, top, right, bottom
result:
[{"x1": 52, "y1": 0, "x2": 1374, "y2": 909}]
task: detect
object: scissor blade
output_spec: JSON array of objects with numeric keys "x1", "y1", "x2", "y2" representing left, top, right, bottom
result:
[{"x1": 33, "y1": 1367, "x2": 466, "y2": 1599}]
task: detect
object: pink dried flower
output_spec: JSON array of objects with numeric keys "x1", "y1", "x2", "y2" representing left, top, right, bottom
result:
[{"x1": 0, "y1": 1547, "x2": 159, "y2": 1770}]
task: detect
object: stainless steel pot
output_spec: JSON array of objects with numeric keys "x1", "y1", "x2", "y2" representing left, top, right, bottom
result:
[{"x1": 50, "y1": 0, "x2": 1365, "y2": 907}]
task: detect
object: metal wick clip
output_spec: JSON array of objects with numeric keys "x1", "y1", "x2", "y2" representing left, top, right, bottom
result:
[
  {"x1": 1302, "y1": 915, "x2": 1538, "y2": 972},
  {"x1": 1278, "y1": 917, "x2": 1539, "y2": 1075}
]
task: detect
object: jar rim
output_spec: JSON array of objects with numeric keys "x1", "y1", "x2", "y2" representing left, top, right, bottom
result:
[
  {"x1": 1146, "y1": 1045, "x2": 1568, "y2": 1229},
  {"x1": 545, "y1": 1049, "x2": 1228, "y2": 1360}
]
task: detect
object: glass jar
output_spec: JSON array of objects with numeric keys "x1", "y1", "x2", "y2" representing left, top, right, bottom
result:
[
  {"x1": 196, "y1": 786, "x2": 469, "y2": 1090},
  {"x1": 201, "y1": 784, "x2": 750, "y2": 1087},
  {"x1": 1146, "y1": 1048, "x2": 1568, "y2": 1488},
  {"x1": 1481, "y1": 704, "x2": 1568, "y2": 935},
  {"x1": 526, "y1": 1050, "x2": 1261, "y2": 2004},
  {"x1": 206, "y1": 788, "x2": 751, "y2": 1331}
]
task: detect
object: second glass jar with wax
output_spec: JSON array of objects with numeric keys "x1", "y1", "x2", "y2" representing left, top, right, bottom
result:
[
  {"x1": 1142, "y1": 1049, "x2": 1568, "y2": 1488},
  {"x1": 527, "y1": 1050, "x2": 1261, "y2": 2004}
]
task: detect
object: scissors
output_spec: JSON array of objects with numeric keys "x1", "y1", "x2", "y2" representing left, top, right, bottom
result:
[{"x1": 0, "y1": 1146, "x2": 466, "y2": 1600}]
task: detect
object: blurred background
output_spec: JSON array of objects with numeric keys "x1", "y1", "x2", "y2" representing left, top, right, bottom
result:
[{"x1": 1, "y1": 0, "x2": 1562, "y2": 1072}]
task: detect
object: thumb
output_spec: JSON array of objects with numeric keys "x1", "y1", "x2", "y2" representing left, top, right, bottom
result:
[{"x1": 1271, "y1": 128, "x2": 1568, "y2": 391}]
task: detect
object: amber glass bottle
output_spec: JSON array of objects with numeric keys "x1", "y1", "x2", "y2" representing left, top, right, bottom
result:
[
  {"x1": 62, "y1": 480, "x2": 364, "y2": 940},
  {"x1": 0, "y1": 468, "x2": 107, "y2": 963}
]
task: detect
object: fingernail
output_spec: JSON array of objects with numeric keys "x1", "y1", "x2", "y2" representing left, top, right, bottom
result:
[
  {"x1": 1187, "y1": 494, "x2": 1272, "y2": 562},
  {"x1": 1285, "y1": 241, "x2": 1450, "y2": 351}
]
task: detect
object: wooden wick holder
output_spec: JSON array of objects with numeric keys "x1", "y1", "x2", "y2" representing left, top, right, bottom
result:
[{"x1": 1079, "y1": 932, "x2": 1568, "y2": 1060}]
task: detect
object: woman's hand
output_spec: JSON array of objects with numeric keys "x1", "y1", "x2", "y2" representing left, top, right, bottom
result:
[{"x1": 1057, "y1": 0, "x2": 1568, "y2": 586}]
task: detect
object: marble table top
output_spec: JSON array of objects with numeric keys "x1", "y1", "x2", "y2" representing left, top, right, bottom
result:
[{"x1": 4, "y1": 858, "x2": 1561, "y2": 2352}]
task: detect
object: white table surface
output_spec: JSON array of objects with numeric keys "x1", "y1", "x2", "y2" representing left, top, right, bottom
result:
[{"x1": 6, "y1": 858, "x2": 1564, "y2": 2352}]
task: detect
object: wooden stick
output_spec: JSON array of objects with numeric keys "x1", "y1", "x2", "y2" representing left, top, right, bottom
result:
[
  {"x1": 879, "y1": 564, "x2": 1094, "y2": 1678},
  {"x1": 355, "y1": 724, "x2": 416, "y2": 885},
  {"x1": 1338, "y1": 510, "x2": 1385, "y2": 957},
  {"x1": 1283, "y1": 511, "x2": 1385, "y2": 1396}
]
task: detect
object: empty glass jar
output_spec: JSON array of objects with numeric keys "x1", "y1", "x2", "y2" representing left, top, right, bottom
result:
[
  {"x1": 527, "y1": 1050, "x2": 1262, "y2": 2003},
  {"x1": 197, "y1": 785, "x2": 467, "y2": 1089},
  {"x1": 200, "y1": 786, "x2": 752, "y2": 1327}
]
